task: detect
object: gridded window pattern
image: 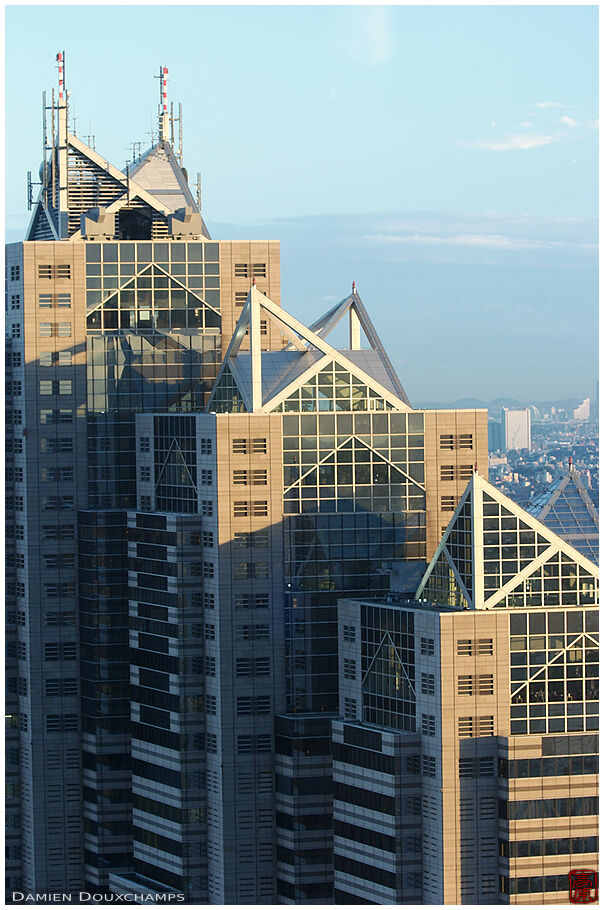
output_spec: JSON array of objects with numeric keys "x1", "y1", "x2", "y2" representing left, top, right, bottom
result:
[
  {"x1": 492, "y1": 550, "x2": 598, "y2": 610},
  {"x1": 210, "y1": 366, "x2": 247, "y2": 413},
  {"x1": 233, "y1": 469, "x2": 268, "y2": 485},
  {"x1": 233, "y1": 500, "x2": 268, "y2": 517},
  {"x1": 361, "y1": 604, "x2": 415, "y2": 731},
  {"x1": 440, "y1": 464, "x2": 474, "y2": 481},
  {"x1": 457, "y1": 638, "x2": 493, "y2": 656},
  {"x1": 38, "y1": 264, "x2": 71, "y2": 279},
  {"x1": 85, "y1": 245, "x2": 220, "y2": 332},
  {"x1": 423, "y1": 551, "x2": 469, "y2": 608},
  {"x1": 457, "y1": 675, "x2": 494, "y2": 696},
  {"x1": 421, "y1": 673, "x2": 435, "y2": 695},
  {"x1": 421, "y1": 714, "x2": 436, "y2": 736},
  {"x1": 458, "y1": 716, "x2": 495, "y2": 738},
  {"x1": 272, "y1": 360, "x2": 400, "y2": 414},
  {"x1": 281, "y1": 410, "x2": 426, "y2": 521},
  {"x1": 154, "y1": 415, "x2": 197, "y2": 513},
  {"x1": 420, "y1": 637, "x2": 435, "y2": 655},
  {"x1": 509, "y1": 609, "x2": 598, "y2": 735}
]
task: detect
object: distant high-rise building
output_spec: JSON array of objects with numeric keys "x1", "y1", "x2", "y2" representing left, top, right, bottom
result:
[
  {"x1": 502, "y1": 407, "x2": 531, "y2": 451},
  {"x1": 334, "y1": 474, "x2": 599, "y2": 904},
  {"x1": 573, "y1": 398, "x2": 591, "y2": 421},
  {"x1": 487, "y1": 417, "x2": 502, "y2": 452}
]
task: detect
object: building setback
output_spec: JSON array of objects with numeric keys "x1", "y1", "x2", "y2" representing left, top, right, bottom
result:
[{"x1": 6, "y1": 59, "x2": 491, "y2": 903}]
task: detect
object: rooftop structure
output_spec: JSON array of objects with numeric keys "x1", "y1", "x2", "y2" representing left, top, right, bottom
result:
[{"x1": 528, "y1": 464, "x2": 599, "y2": 563}]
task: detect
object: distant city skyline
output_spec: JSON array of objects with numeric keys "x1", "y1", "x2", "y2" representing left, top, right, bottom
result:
[{"x1": 5, "y1": 4, "x2": 598, "y2": 401}]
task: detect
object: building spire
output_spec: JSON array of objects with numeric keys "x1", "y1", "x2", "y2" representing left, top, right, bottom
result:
[{"x1": 158, "y1": 65, "x2": 169, "y2": 141}]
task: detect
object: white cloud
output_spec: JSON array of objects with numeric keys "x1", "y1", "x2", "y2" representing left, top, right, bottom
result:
[
  {"x1": 363, "y1": 231, "x2": 596, "y2": 253},
  {"x1": 363, "y1": 6, "x2": 394, "y2": 65},
  {"x1": 463, "y1": 133, "x2": 558, "y2": 152},
  {"x1": 560, "y1": 115, "x2": 598, "y2": 130},
  {"x1": 520, "y1": 120, "x2": 533, "y2": 128},
  {"x1": 535, "y1": 101, "x2": 564, "y2": 109},
  {"x1": 560, "y1": 115, "x2": 577, "y2": 127}
]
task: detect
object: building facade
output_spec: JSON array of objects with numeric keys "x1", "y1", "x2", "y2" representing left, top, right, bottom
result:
[
  {"x1": 502, "y1": 407, "x2": 532, "y2": 452},
  {"x1": 6, "y1": 61, "x2": 493, "y2": 903},
  {"x1": 334, "y1": 473, "x2": 598, "y2": 904}
]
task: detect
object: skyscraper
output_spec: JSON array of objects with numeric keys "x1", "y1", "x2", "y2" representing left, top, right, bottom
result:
[
  {"x1": 5, "y1": 58, "x2": 282, "y2": 900},
  {"x1": 6, "y1": 58, "x2": 489, "y2": 903},
  {"x1": 335, "y1": 474, "x2": 598, "y2": 904},
  {"x1": 502, "y1": 407, "x2": 531, "y2": 452}
]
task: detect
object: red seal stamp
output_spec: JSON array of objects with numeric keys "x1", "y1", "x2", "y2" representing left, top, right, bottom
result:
[{"x1": 569, "y1": 870, "x2": 598, "y2": 903}]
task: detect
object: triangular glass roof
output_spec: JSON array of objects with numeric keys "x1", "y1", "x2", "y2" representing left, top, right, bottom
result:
[
  {"x1": 528, "y1": 470, "x2": 599, "y2": 564},
  {"x1": 208, "y1": 365, "x2": 247, "y2": 413},
  {"x1": 416, "y1": 473, "x2": 599, "y2": 610}
]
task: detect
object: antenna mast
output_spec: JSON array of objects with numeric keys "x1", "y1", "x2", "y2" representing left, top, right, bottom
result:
[
  {"x1": 178, "y1": 103, "x2": 183, "y2": 166},
  {"x1": 158, "y1": 66, "x2": 169, "y2": 141}
]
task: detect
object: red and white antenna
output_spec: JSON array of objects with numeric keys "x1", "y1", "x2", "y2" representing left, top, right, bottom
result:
[
  {"x1": 56, "y1": 51, "x2": 65, "y2": 102},
  {"x1": 158, "y1": 65, "x2": 169, "y2": 140}
]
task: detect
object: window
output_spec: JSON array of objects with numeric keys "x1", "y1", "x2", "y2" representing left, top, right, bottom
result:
[
  {"x1": 343, "y1": 625, "x2": 356, "y2": 642},
  {"x1": 344, "y1": 698, "x2": 357, "y2": 718},
  {"x1": 343, "y1": 659, "x2": 356, "y2": 680},
  {"x1": 440, "y1": 434, "x2": 454, "y2": 450},
  {"x1": 56, "y1": 264, "x2": 71, "y2": 279},
  {"x1": 421, "y1": 714, "x2": 436, "y2": 736},
  {"x1": 477, "y1": 639, "x2": 493, "y2": 655},
  {"x1": 458, "y1": 675, "x2": 473, "y2": 696},
  {"x1": 139, "y1": 437, "x2": 150, "y2": 452},
  {"x1": 234, "y1": 263, "x2": 249, "y2": 278},
  {"x1": 40, "y1": 381, "x2": 53, "y2": 395},
  {"x1": 235, "y1": 292, "x2": 248, "y2": 306},
  {"x1": 57, "y1": 323, "x2": 72, "y2": 337},
  {"x1": 478, "y1": 674, "x2": 494, "y2": 696},
  {"x1": 201, "y1": 500, "x2": 213, "y2": 516},
  {"x1": 459, "y1": 464, "x2": 474, "y2": 480},
  {"x1": 11, "y1": 323, "x2": 21, "y2": 338},
  {"x1": 422, "y1": 755, "x2": 436, "y2": 777},
  {"x1": 199, "y1": 438, "x2": 212, "y2": 455},
  {"x1": 140, "y1": 466, "x2": 151, "y2": 482},
  {"x1": 200, "y1": 469, "x2": 212, "y2": 486},
  {"x1": 10, "y1": 265, "x2": 20, "y2": 281},
  {"x1": 457, "y1": 639, "x2": 472, "y2": 656},
  {"x1": 205, "y1": 656, "x2": 216, "y2": 677},
  {"x1": 233, "y1": 438, "x2": 247, "y2": 454},
  {"x1": 252, "y1": 438, "x2": 267, "y2": 454},
  {"x1": 420, "y1": 637, "x2": 435, "y2": 656},
  {"x1": 459, "y1": 434, "x2": 473, "y2": 449},
  {"x1": 57, "y1": 294, "x2": 71, "y2": 308},
  {"x1": 233, "y1": 470, "x2": 248, "y2": 485},
  {"x1": 441, "y1": 496, "x2": 456, "y2": 511},
  {"x1": 39, "y1": 294, "x2": 52, "y2": 308},
  {"x1": 39, "y1": 323, "x2": 53, "y2": 337},
  {"x1": 421, "y1": 673, "x2": 435, "y2": 696},
  {"x1": 58, "y1": 380, "x2": 71, "y2": 395},
  {"x1": 252, "y1": 263, "x2": 267, "y2": 278},
  {"x1": 58, "y1": 351, "x2": 72, "y2": 366},
  {"x1": 252, "y1": 469, "x2": 267, "y2": 485},
  {"x1": 38, "y1": 264, "x2": 53, "y2": 279},
  {"x1": 202, "y1": 531, "x2": 214, "y2": 547},
  {"x1": 140, "y1": 495, "x2": 151, "y2": 511},
  {"x1": 253, "y1": 501, "x2": 268, "y2": 516},
  {"x1": 10, "y1": 295, "x2": 20, "y2": 310},
  {"x1": 440, "y1": 465, "x2": 455, "y2": 481},
  {"x1": 458, "y1": 717, "x2": 473, "y2": 737}
]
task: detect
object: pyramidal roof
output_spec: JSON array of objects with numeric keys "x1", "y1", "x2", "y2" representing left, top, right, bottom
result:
[
  {"x1": 207, "y1": 286, "x2": 412, "y2": 414},
  {"x1": 527, "y1": 468, "x2": 599, "y2": 564},
  {"x1": 25, "y1": 59, "x2": 210, "y2": 241},
  {"x1": 416, "y1": 472, "x2": 599, "y2": 610}
]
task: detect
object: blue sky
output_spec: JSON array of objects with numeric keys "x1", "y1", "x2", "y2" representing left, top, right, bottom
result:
[{"x1": 5, "y1": 5, "x2": 598, "y2": 402}]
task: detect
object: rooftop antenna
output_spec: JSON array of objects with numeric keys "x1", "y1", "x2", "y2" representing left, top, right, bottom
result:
[
  {"x1": 178, "y1": 102, "x2": 183, "y2": 166},
  {"x1": 170, "y1": 101, "x2": 175, "y2": 146},
  {"x1": 42, "y1": 90, "x2": 49, "y2": 208},
  {"x1": 195, "y1": 172, "x2": 202, "y2": 211},
  {"x1": 157, "y1": 65, "x2": 169, "y2": 141},
  {"x1": 56, "y1": 51, "x2": 68, "y2": 236}
]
